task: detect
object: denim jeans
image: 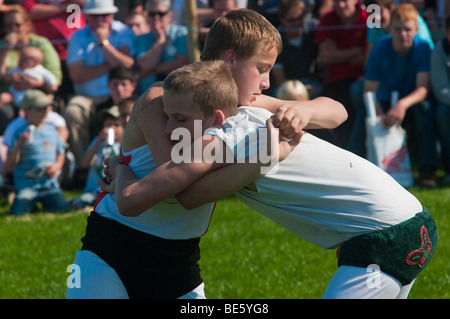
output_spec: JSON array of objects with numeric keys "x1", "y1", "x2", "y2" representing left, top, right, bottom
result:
[
  {"x1": 436, "y1": 103, "x2": 450, "y2": 174},
  {"x1": 11, "y1": 186, "x2": 68, "y2": 215}
]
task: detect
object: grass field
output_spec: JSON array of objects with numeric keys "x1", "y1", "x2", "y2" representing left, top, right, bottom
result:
[{"x1": 0, "y1": 185, "x2": 448, "y2": 299}]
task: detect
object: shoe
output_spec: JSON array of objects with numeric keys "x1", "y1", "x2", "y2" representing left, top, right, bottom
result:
[{"x1": 418, "y1": 166, "x2": 436, "y2": 188}]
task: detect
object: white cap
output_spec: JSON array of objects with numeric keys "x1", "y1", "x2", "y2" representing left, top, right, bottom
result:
[{"x1": 83, "y1": 0, "x2": 118, "y2": 15}]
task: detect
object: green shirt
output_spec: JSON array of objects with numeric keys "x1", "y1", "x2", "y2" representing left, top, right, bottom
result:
[{"x1": 0, "y1": 33, "x2": 62, "y2": 92}]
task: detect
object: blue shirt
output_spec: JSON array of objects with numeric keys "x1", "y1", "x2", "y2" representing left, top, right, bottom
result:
[
  {"x1": 11, "y1": 123, "x2": 65, "y2": 191},
  {"x1": 135, "y1": 24, "x2": 188, "y2": 94},
  {"x1": 67, "y1": 20, "x2": 135, "y2": 97},
  {"x1": 367, "y1": 14, "x2": 434, "y2": 50},
  {"x1": 365, "y1": 35, "x2": 431, "y2": 103}
]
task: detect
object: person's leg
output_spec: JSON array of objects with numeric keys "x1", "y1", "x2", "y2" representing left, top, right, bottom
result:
[
  {"x1": 410, "y1": 99, "x2": 438, "y2": 186},
  {"x1": 63, "y1": 95, "x2": 94, "y2": 167},
  {"x1": 40, "y1": 188, "x2": 68, "y2": 212},
  {"x1": 435, "y1": 103, "x2": 450, "y2": 177},
  {"x1": 322, "y1": 265, "x2": 413, "y2": 299},
  {"x1": 66, "y1": 250, "x2": 129, "y2": 299},
  {"x1": 10, "y1": 188, "x2": 38, "y2": 215}
]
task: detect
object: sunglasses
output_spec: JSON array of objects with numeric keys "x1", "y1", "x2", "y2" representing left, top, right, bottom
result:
[{"x1": 148, "y1": 11, "x2": 169, "y2": 18}]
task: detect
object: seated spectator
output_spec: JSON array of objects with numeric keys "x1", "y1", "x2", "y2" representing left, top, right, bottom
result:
[
  {"x1": 0, "y1": 5, "x2": 61, "y2": 134},
  {"x1": 21, "y1": 0, "x2": 87, "y2": 106},
  {"x1": 70, "y1": 105, "x2": 123, "y2": 209},
  {"x1": 64, "y1": 0, "x2": 135, "y2": 167},
  {"x1": 114, "y1": 0, "x2": 144, "y2": 22},
  {"x1": 135, "y1": 0, "x2": 189, "y2": 95},
  {"x1": 348, "y1": 0, "x2": 435, "y2": 157},
  {"x1": 364, "y1": 4, "x2": 438, "y2": 188},
  {"x1": 171, "y1": 0, "x2": 214, "y2": 26},
  {"x1": 4, "y1": 89, "x2": 67, "y2": 215},
  {"x1": 198, "y1": 0, "x2": 238, "y2": 49},
  {"x1": 272, "y1": 0, "x2": 322, "y2": 99},
  {"x1": 313, "y1": 0, "x2": 368, "y2": 148},
  {"x1": 118, "y1": 96, "x2": 136, "y2": 129},
  {"x1": 430, "y1": 15, "x2": 450, "y2": 185},
  {"x1": 1, "y1": 99, "x2": 69, "y2": 190},
  {"x1": 276, "y1": 79, "x2": 310, "y2": 101},
  {"x1": 124, "y1": 11, "x2": 150, "y2": 36},
  {"x1": 1, "y1": 46, "x2": 58, "y2": 109}
]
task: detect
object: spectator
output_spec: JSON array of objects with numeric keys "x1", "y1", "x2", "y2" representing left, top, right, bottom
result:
[
  {"x1": 2, "y1": 97, "x2": 69, "y2": 190},
  {"x1": 272, "y1": 0, "x2": 322, "y2": 99},
  {"x1": 0, "y1": 5, "x2": 61, "y2": 134},
  {"x1": 70, "y1": 105, "x2": 123, "y2": 209},
  {"x1": 124, "y1": 11, "x2": 150, "y2": 36},
  {"x1": 1, "y1": 46, "x2": 58, "y2": 109},
  {"x1": 198, "y1": 0, "x2": 238, "y2": 49},
  {"x1": 118, "y1": 95, "x2": 136, "y2": 129},
  {"x1": 171, "y1": 0, "x2": 215, "y2": 26},
  {"x1": 135, "y1": 0, "x2": 189, "y2": 95},
  {"x1": 276, "y1": 79, "x2": 310, "y2": 101},
  {"x1": 424, "y1": 0, "x2": 445, "y2": 42},
  {"x1": 5, "y1": 89, "x2": 67, "y2": 215},
  {"x1": 313, "y1": 0, "x2": 368, "y2": 148},
  {"x1": 312, "y1": 0, "x2": 333, "y2": 18},
  {"x1": 20, "y1": 0, "x2": 86, "y2": 106},
  {"x1": 66, "y1": 65, "x2": 136, "y2": 180},
  {"x1": 364, "y1": 3, "x2": 438, "y2": 187},
  {"x1": 64, "y1": 0, "x2": 135, "y2": 167},
  {"x1": 348, "y1": 0, "x2": 435, "y2": 157},
  {"x1": 430, "y1": 15, "x2": 450, "y2": 184},
  {"x1": 114, "y1": 0, "x2": 144, "y2": 22}
]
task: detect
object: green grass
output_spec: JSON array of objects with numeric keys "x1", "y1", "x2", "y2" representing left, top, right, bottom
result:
[{"x1": 0, "y1": 186, "x2": 448, "y2": 299}]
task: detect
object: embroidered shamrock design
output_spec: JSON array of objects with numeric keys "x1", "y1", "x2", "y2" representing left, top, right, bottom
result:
[{"x1": 405, "y1": 226, "x2": 432, "y2": 268}]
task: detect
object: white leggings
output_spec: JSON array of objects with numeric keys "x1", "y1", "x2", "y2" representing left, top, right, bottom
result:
[
  {"x1": 322, "y1": 265, "x2": 414, "y2": 299},
  {"x1": 66, "y1": 250, "x2": 206, "y2": 299}
]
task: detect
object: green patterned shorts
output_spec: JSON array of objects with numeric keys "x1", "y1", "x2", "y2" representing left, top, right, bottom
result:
[{"x1": 337, "y1": 207, "x2": 438, "y2": 286}]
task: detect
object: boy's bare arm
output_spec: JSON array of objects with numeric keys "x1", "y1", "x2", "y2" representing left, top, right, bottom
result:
[
  {"x1": 254, "y1": 94, "x2": 347, "y2": 137},
  {"x1": 101, "y1": 118, "x2": 302, "y2": 213},
  {"x1": 133, "y1": 83, "x2": 174, "y2": 166},
  {"x1": 104, "y1": 136, "x2": 229, "y2": 217},
  {"x1": 176, "y1": 119, "x2": 302, "y2": 209}
]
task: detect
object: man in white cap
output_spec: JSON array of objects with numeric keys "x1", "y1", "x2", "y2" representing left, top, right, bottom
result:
[{"x1": 64, "y1": 0, "x2": 135, "y2": 167}]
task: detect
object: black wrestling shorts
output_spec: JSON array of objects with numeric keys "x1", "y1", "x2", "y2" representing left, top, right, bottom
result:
[{"x1": 81, "y1": 212, "x2": 203, "y2": 298}]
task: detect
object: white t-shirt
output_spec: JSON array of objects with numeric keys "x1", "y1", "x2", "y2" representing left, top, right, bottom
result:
[
  {"x1": 94, "y1": 145, "x2": 216, "y2": 240},
  {"x1": 8, "y1": 64, "x2": 58, "y2": 106},
  {"x1": 206, "y1": 106, "x2": 423, "y2": 249}
]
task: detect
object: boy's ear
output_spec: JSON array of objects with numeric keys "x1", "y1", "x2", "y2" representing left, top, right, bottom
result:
[
  {"x1": 213, "y1": 110, "x2": 226, "y2": 127},
  {"x1": 223, "y1": 49, "x2": 236, "y2": 66}
]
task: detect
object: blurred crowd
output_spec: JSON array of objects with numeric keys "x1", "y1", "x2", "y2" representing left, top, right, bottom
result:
[{"x1": 0, "y1": 0, "x2": 449, "y2": 215}]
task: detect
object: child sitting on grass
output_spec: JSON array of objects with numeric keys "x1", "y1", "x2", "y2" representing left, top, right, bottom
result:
[{"x1": 5, "y1": 89, "x2": 66, "y2": 215}]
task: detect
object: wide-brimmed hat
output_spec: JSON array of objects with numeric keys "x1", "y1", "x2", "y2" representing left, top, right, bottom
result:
[
  {"x1": 20, "y1": 90, "x2": 51, "y2": 109},
  {"x1": 83, "y1": 0, "x2": 118, "y2": 15}
]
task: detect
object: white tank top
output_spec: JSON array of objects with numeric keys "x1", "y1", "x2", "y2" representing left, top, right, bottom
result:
[
  {"x1": 94, "y1": 145, "x2": 216, "y2": 240},
  {"x1": 207, "y1": 106, "x2": 422, "y2": 249}
]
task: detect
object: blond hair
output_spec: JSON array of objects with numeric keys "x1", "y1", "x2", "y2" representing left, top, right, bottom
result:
[
  {"x1": 201, "y1": 8, "x2": 282, "y2": 61},
  {"x1": 163, "y1": 61, "x2": 238, "y2": 119},
  {"x1": 276, "y1": 80, "x2": 309, "y2": 101},
  {"x1": 390, "y1": 3, "x2": 418, "y2": 27}
]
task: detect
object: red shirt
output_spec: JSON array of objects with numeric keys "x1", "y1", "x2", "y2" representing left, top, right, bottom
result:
[
  {"x1": 314, "y1": 3, "x2": 368, "y2": 83},
  {"x1": 21, "y1": 0, "x2": 86, "y2": 61}
]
